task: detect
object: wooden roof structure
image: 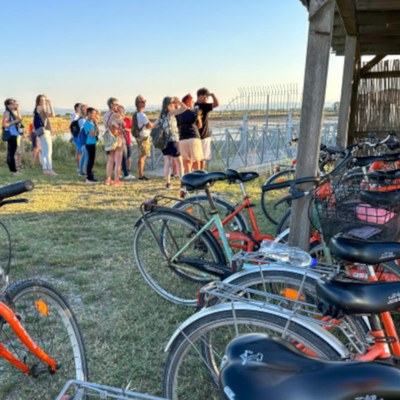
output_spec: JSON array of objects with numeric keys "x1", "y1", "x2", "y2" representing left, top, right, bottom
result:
[{"x1": 301, "y1": 0, "x2": 400, "y2": 56}]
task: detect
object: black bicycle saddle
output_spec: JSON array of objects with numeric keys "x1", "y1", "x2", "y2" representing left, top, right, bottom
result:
[
  {"x1": 330, "y1": 234, "x2": 400, "y2": 264},
  {"x1": 316, "y1": 276, "x2": 400, "y2": 317},
  {"x1": 180, "y1": 170, "x2": 227, "y2": 191},
  {"x1": 220, "y1": 334, "x2": 400, "y2": 400},
  {"x1": 225, "y1": 169, "x2": 259, "y2": 184}
]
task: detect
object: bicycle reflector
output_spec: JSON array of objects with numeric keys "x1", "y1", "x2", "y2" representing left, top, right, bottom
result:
[
  {"x1": 35, "y1": 300, "x2": 49, "y2": 317},
  {"x1": 280, "y1": 288, "x2": 305, "y2": 302}
]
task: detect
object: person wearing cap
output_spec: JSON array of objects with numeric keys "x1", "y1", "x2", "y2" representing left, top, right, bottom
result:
[
  {"x1": 133, "y1": 95, "x2": 152, "y2": 181},
  {"x1": 195, "y1": 88, "x2": 219, "y2": 170}
]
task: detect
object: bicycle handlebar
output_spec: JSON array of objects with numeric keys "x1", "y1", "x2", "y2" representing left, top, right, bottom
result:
[
  {"x1": 262, "y1": 176, "x2": 320, "y2": 192},
  {"x1": 0, "y1": 181, "x2": 34, "y2": 201}
]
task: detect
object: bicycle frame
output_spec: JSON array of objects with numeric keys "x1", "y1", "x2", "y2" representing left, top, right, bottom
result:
[
  {"x1": 210, "y1": 182, "x2": 274, "y2": 252},
  {"x1": 0, "y1": 300, "x2": 57, "y2": 374}
]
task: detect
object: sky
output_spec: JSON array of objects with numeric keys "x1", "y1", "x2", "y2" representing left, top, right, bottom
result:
[{"x1": 1, "y1": 0, "x2": 344, "y2": 112}]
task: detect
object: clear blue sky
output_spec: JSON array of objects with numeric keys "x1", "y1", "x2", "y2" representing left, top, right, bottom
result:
[{"x1": 2, "y1": 0, "x2": 344, "y2": 112}]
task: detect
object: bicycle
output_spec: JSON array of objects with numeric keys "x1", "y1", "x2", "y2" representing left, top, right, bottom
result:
[
  {"x1": 261, "y1": 141, "x2": 345, "y2": 226},
  {"x1": 164, "y1": 231, "x2": 400, "y2": 399},
  {"x1": 264, "y1": 132, "x2": 400, "y2": 230},
  {"x1": 172, "y1": 169, "x2": 276, "y2": 252},
  {"x1": 219, "y1": 268, "x2": 400, "y2": 400},
  {"x1": 0, "y1": 181, "x2": 88, "y2": 400}
]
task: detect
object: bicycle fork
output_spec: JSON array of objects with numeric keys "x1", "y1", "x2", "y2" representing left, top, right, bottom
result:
[{"x1": 0, "y1": 301, "x2": 58, "y2": 376}]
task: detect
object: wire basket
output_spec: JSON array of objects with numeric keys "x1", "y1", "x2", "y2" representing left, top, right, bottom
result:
[
  {"x1": 56, "y1": 380, "x2": 168, "y2": 400},
  {"x1": 313, "y1": 170, "x2": 400, "y2": 243}
]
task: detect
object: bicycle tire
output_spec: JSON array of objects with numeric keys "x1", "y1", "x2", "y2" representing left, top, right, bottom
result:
[
  {"x1": 261, "y1": 168, "x2": 296, "y2": 226},
  {"x1": 0, "y1": 278, "x2": 88, "y2": 400},
  {"x1": 173, "y1": 194, "x2": 248, "y2": 234},
  {"x1": 133, "y1": 210, "x2": 226, "y2": 306},
  {"x1": 163, "y1": 307, "x2": 342, "y2": 400}
]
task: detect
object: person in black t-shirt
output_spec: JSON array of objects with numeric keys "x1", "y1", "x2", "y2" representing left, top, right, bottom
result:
[
  {"x1": 176, "y1": 94, "x2": 204, "y2": 173},
  {"x1": 195, "y1": 87, "x2": 219, "y2": 170}
]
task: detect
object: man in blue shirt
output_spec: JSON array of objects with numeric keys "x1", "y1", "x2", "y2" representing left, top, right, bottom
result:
[{"x1": 83, "y1": 108, "x2": 99, "y2": 183}]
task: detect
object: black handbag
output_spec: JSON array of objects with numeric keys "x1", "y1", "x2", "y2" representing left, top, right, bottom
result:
[{"x1": 2, "y1": 127, "x2": 11, "y2": 142}]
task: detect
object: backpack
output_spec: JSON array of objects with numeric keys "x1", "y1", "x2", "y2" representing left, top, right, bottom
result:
[
  {"x1": 78, "y1": 125, "x2": 88, "y2": 146},
  {"x1": 70, "y1": 118, "x2": 81, "y2": 138},
  {"x1": 150, "y1": 125, "x2": 168, "y2": 150},
  {"x1": 131, "y1": 112, "x2": 144, "y2": 138}
]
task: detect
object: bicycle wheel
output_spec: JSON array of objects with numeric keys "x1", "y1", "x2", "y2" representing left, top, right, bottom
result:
[
  {"x1": 261, "y1": 168, "x2": 296, "y2": 225},
  {"x1": 133, "y1": 210, "x2": 226, "y2": 306},
  {"x1": 173, "y1": 194, "x2": 248, "y2": 234},
  {"x1": 0, "y1": 279, "x2": 88, "y2": 400},
  {"x1": 163, "y1": 307, "x2": 342, "y2": 400}
]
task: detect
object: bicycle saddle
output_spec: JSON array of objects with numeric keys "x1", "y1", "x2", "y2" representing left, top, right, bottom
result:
[
  {"x1": 360, "y1": 189, "x2": 400, "y2": 209},
  {"x1": 369, "y1": 169, "x2": 400, "y2": 180},
  {"x1": 316, "y1": 276, "x2": 400, "y2": 317},
  {"x1": 225, "y1": 169, "x2": 259, "y2": 184},
  {"x1": 354, "y1": 153, "x2": 400, "y2": 167},
  {"x1": 220, "y1": 334, "x2": 400, "y2": 400},
  {"x1": 330, "y1": 234, "x2": 400, "y2": 264},
  {"x1": 180, "y1": 170, "x2": 227, "y2": 191}
]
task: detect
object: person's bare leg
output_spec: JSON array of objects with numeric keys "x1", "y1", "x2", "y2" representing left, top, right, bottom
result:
[
  {"x1": 193, "y1": 160, "x2": 200, "y2": 171},
  {"x1": 174, "y1": 156, "x2": 183, "y2": 178},
  {"x1": 138, "y1": 156, "x2": 146, "y2": 178},
  {"x1": 183, "y1": 159, "x2": 192, "y2": 174},
  {"x1": 106, "y1": 152, "x2": 115, "y2": 182},
  {"x1": 164, "y1": 156, "x2": 171, "y2": 187},
  {"x1": 114, "y1": 148, "x2": 123, "y2": 181}
]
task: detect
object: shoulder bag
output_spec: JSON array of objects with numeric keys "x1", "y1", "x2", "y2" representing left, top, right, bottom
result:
[{"x1": 103, "y1": 113, "x2": 119, "y2": 152}]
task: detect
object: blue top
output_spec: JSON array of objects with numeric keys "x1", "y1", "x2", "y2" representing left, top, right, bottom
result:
[
  {"x1": 84, "y1": 120, "x2": 97, "y2": 145},
  {"x1": 4, "y1": 111, "x2": 19, "y2": 136}
]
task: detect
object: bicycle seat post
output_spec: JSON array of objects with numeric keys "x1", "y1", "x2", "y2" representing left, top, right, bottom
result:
[
  {"x1": 205, "y1": 186, "x2": 218, "y2": 214},
  {"x1": 239, "y1": 182, "x2": 247, "y2": 197}
]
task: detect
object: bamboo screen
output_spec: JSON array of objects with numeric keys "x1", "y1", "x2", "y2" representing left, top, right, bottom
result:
[{"x1": 355, "y1": 59, "x2": 400, "y2": 135}]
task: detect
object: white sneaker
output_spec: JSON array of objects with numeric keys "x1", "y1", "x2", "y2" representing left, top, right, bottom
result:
[{"x1": 123, "y1": 174, "x2": 136, "y2": 181}]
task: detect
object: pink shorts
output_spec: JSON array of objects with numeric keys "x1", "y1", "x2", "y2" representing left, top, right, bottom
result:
[{"x1": 179, "y1": 138, "x2": 203, "y2": 162}]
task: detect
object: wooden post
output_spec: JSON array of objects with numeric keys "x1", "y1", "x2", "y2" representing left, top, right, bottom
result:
[
  {"x1": 348, "y1": 53, "x2": 361, "y2": 144},
  {"x1": 289, "y1": 0, "x2": 335, "y2": 250},
  {"x1": 337, "y1": 35, "x2": 357, "y2": 148}
]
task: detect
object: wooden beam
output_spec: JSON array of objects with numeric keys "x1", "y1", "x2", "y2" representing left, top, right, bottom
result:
[
  {"x1": 362, "y1": 71, "x2": 400, "y2": 79},
  {"x1": 358, "y1": 12, "x2": 400, "y2": 25},
  {"x1": 359, "y1": 24, "x2": 400, "y2": 36},
  {"x1": 359, "y1": 36, "x2": 400, "y2": 46},
  {"x1": 356, "y1": 0, "x2": 400, "y2": 11},
  {"x1": 336, "y1": 0, "x2": 357, "y2": 35},
  {"x1": 289, "y1": 0, "x2": 336, "y2": 250},
  {"x1": 360, "y1": 55, "x2": 385, "y2": 75},
  {"x1": 337, "y1": 35, "x2": 357, "y2": 148}
]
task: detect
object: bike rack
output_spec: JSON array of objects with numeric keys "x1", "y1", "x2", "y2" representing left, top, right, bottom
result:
[{"x1": 56, "y1": 380, "x2": 169, "y2": 400}]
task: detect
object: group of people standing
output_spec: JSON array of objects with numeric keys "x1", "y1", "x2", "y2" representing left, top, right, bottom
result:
[
  {"x1": 2, "y1": 95, "x2": 57, "y2": 176},
  {"x1": 2, "y1": 87, "x2": 218, "y2": 187},
  {"x1": 153, "y1": 88, "x2": 219, "y2": 189}
]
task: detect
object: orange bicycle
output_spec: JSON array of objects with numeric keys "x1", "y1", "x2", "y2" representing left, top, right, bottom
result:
[{"x1": 0, "y1": 181, "x2": 87, "y2": 400}]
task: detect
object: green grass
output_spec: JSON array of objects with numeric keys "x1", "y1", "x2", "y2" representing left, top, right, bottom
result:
[{"x1": 0, "y1": 151, "x2": 277, "y2": 397}]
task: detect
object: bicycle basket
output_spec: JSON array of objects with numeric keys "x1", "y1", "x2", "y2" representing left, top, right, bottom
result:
[
  {"x1": 313, "y1": 170, "x2": 400, "y2": 243},
  {"x1": 56, "y1": 380, "x2": 168, "y2": 400}
]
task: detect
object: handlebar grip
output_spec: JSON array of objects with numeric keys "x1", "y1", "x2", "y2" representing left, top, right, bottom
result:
[{"x1": 0, "y1": 181, "x2": 34, "y2": 201}]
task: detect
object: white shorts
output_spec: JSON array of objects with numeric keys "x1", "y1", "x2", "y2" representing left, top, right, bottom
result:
[{"x1": 201, "y1": 137, "x2": 212, "y2": 161}]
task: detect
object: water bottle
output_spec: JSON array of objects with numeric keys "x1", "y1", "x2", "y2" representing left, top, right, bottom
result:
[{"x1": 259, "y1": 240, "x2": 314, "y2": 267}]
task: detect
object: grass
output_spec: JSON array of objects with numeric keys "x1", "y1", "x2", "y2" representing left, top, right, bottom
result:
[{"x1": 0, "y1": 149, "x2": 277, "y2": 397}]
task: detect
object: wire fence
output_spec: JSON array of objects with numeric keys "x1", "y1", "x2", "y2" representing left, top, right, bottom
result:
[{"x1": 147, "y1": 119, "x2": 338, "y2": 174}]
